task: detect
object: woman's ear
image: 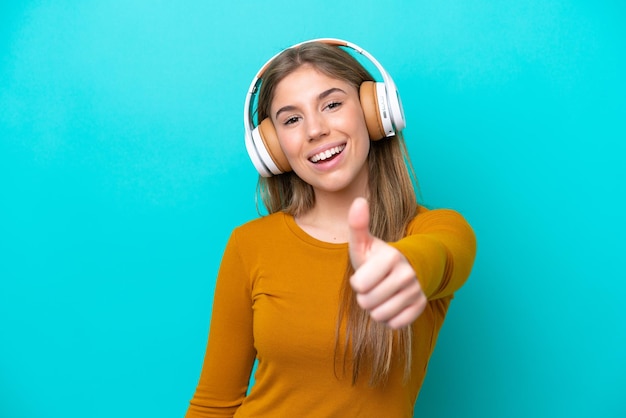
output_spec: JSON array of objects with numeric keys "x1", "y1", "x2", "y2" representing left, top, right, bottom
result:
[
  {"x1": 359, "y1": 81, "x2": 386, "y2": 141},
  {"x1": 257, "y1": 118, "x2": 292, "y2": 173}
]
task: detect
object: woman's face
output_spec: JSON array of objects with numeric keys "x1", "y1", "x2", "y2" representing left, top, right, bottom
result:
[{"x1": 270, "y1": 64, "x2": 370, "y2": 196}]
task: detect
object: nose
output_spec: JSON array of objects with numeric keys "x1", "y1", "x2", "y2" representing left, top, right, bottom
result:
[{"x1": 305, "y1": 112, "x2": 329, "y2": 141}]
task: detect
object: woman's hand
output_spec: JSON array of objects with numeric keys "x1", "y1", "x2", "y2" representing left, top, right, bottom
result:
[{"x1": 348, "y1": 197, "x2": 427, "y2": 329}]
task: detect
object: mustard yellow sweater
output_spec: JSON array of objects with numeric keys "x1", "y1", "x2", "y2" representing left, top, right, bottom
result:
[{"x1": 186, "y1": 207, "x2": 476, "y2": 417}]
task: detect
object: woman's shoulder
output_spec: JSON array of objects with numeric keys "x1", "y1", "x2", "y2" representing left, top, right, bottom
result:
[
  {"x1": 225, "y1": 212, "x2": 301, "y2": 256},
  {"x1": 408, "y1": 204, "x2": 473, "y2": 233},
  {"x1": 231, "y1": 212, "x2": 289, "y2": 239}
]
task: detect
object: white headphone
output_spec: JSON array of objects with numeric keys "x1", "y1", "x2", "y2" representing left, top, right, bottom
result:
[{"x1": 243, "y1": 38, "x2": 406, "y2": 177}]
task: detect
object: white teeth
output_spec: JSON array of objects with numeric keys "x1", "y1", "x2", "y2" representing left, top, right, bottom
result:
[{"x1": 310, "y1": 145, "x2": 346, "y2": 163}]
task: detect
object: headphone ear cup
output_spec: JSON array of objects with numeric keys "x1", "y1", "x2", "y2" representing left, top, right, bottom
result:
[
  {"x1": 258, "y1": 118, "x2": 292, "y2": 173},
  {"x1": 359, "y1": 81, "x2": 386, "y2": 141}
]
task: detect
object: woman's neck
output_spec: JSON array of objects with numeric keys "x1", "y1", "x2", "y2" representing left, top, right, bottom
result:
[
  {"x1": 293, "y1": 160, "x2": 370, "y2": 243},
  {"x1": 295, "y1": 182, "x2": 368, "y2": 244}
]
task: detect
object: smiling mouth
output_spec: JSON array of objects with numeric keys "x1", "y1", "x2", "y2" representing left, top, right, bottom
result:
[{"x1": 309, "y1": 144, "x2": 346, "y2": 163}]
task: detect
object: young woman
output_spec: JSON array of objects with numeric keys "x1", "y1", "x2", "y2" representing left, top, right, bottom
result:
[{"x1": 185, "y1": 39, "x2": 476, "y2": 417}]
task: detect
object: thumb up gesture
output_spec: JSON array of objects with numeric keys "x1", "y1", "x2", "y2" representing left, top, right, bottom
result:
[{"x1": 348, "y1": 197, "x2": 427, "y2": 329}]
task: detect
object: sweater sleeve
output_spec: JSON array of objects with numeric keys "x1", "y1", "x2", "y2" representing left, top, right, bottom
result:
[
  {"x1": 185, "y1": 230, "x2": 256, "y2": 417},
  {"x1": 389, "y1": 208, "x2": 477, "y2": 300}
]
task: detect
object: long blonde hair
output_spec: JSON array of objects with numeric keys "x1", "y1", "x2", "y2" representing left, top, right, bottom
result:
[{"x1": 255, "y1": 41, "x2": 419, "y2": 385}]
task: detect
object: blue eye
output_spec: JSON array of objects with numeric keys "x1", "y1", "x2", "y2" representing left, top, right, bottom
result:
[{"x1": 327, "y1": 101, "x2": 342, "y2": 110}]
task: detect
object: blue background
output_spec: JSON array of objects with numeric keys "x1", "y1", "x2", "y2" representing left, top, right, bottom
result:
[{"x1": 1, "y1": 1, "x2": 624, "y2": 417}]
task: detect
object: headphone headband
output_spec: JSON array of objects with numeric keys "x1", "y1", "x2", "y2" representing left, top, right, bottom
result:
[{"x1": 244, "y1": 38, "x2": 405, "y2": 177}]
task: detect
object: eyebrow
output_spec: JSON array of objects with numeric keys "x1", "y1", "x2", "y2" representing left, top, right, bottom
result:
[{"x1": 274, "y1": 87, "x2": 347, "y2": 120}]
